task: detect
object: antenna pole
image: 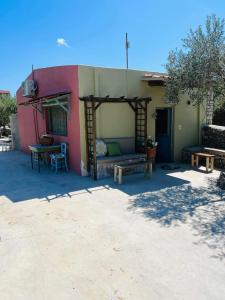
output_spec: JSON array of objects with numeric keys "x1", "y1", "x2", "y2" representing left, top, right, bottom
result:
[
  {"x1": 125, "y1": 32, "x2": 129, "y2": 69},
  {"x1": 32, "y1": 64, "x2": 34, "y2": 80}
]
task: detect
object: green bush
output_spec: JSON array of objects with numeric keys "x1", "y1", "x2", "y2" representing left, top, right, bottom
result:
[{"x1": 0, "y1": 94, "x2": 17, "y2": 127}]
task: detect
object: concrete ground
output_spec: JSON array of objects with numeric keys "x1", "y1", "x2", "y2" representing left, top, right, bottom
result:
[{"x1": 0, "y1": 150, "x2": 225, "y2": 300}]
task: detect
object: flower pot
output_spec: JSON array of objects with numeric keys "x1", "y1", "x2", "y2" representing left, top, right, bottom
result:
[{"x1": 147, "y1": 147, "x2": 156, "y2": 160}]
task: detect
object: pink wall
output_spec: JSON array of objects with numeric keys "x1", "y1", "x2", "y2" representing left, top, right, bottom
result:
[{"x1": 16, "y1": 65, "x2": 82, "y2": 174}]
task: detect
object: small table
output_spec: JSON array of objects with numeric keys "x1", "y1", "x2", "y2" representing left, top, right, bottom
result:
[
  {"x1": 191, "y1": 152, "x2": 215, "y2": 172},
  {"x1": 29, "y1": 144, "x2": 61, "y2": 172},
  {"x1": 114, "y1": 160, "x2": 152, "y2": 184}
]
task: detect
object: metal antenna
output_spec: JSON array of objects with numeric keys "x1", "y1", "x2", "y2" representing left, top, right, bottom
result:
[
  {"x1": 32, "y1": 64, "x2": 34, "y2": 80},
  {"x1": 125, "y1": 32, "x2": 130, "y2": 69}
]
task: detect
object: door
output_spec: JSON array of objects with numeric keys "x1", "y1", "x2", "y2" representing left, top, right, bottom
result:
[{"x1": 155, "y1": 108, "x2": 172, "y2": 162}]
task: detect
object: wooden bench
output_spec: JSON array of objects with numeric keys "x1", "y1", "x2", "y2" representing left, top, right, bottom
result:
[
  {"x1": 182, "y1": 146, "x2": 225, "y2": 168},
  {"x1": 114, "y1": 160, "x2": 152, "y2": 184},
  {"x1": 203, "y1": 147, "x2": 225, "y2": 168},
  {"x1": 191, "y1": 152, "x2": 215, "y2": 172}
]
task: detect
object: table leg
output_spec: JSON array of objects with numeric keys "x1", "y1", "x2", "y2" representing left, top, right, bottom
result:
[
  {"x1": 196, "y1": 155, "x2": 199, "y2": 167},
  {"x1": 118, "y1": 168, "x2": 122, "y2": 184},
  {"x1": 211, "y1": 157, "x2": 214, "y2": 171},
  {"x1": 145, "y1": 163, "x2": 152, "y2": 178},
  {"x1": 114, "y1": 165, "x2": 118, "y2": 182},
  {"x1": 208, "y1": 157, "x2": 214, "y2": 171},
  {"x1": 206, "y1": 157, "x2": 209, "y2": 172},
  {"x1": 192, "y1": 154, "x2": 199, "y2": 167},
  {"x1": 149, "y1": 162, "x2": 152, "y2": 178}
]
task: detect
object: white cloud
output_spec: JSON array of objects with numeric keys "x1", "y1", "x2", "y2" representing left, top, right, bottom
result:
[{"x1": 56, "y1": 38, "x2": 69, "y2": 47}]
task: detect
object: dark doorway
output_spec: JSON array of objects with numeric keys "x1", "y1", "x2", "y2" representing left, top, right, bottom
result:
[{"x1": 155, "y1": 108, "x2": 172, "y2": 162}]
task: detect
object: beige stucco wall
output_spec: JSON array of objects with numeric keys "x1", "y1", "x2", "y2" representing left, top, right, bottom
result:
[{"x1": 78, "y1": 65, "x2": 203, "y2": 170}]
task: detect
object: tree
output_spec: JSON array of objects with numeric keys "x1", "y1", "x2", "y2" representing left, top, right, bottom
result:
[
  {"x1": 0, "y1": 94, "x2": 17, "y2": 127},
  {"x1": 165, "y1": 15, "x2": 225, "y2": 124}
]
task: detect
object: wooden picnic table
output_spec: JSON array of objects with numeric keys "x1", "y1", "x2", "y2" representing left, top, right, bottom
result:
[
  {"x1": 114, "y1": 160, "x2": 152, "y2": 184},
  {"x1": 29, "y1": 144, "x2": 61, "y2": 172},
  {"x1": 191, "y1": 152, "x2": 215, "y2": 172}
]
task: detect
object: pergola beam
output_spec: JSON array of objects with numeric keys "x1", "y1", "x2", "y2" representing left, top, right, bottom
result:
[
  {"x1": 80, "y1": 95, "x2": 151, "y2": 103},
  {"x1": 19, "y1": 92, "x2": 71, "y2": 106}
]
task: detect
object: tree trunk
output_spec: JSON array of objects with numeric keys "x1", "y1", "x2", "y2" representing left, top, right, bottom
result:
[{"x1": 206, "y1": 87, "x2": 214, "y2": 125}]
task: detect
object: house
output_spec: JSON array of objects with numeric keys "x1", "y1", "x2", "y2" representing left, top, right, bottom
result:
[
  {"x1": 16, "y1": 65, "x2": 206, "y2": 178},
  {"x1": 0, "y1": 90, "x2": 10, "y2": 96}
]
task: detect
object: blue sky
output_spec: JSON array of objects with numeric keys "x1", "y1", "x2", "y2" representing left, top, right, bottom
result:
[{"x1": 1, "y1": 0, "x2": 225, "y2": 95}]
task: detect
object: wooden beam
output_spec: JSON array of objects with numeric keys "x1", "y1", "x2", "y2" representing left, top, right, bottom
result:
[
  {"x1": 94, "y1": 102, "x2": 102, "y2": 111},
  {"x1": 79, "y1": 95, "x2": 151, "y2": 103},
  {"x1": 20, "y1": 93, "x2": 71, "y2": 106},
  {"x1": 92, "y1": 100, "x2": 97, "y2": 180},
  {"x1": 127, "y1": 102, "x2": 136, "y2": 112},
  {"x1": 144, "y1": 100, "x2": 148, "y2": 152},
  {"x1": 136, "y1": 102, "x2": 144, "y2": 110},
  {"x1": 84, "y1": 101, "x2": 90, "y2": 173},
  {"x1": 42, "y1": 96, "x2": 71, "y2": 116}
]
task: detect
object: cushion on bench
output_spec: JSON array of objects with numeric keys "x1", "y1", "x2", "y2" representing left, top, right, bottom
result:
[
  {"x1": 106, "y1": 142, "x2": 122, "y2": 156},
  {"x1": 103, "y1": 137, "x2": 135, "y2": 154}
]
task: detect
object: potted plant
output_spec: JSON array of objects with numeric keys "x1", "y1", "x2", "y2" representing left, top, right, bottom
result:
[{"x1": 146, "y1": 136, "x2": 158, "y2": 160}]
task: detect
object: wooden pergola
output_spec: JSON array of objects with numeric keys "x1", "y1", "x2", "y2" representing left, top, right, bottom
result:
[{"x1": 79, "y1": 95, "x2": 152, "y2": 180}]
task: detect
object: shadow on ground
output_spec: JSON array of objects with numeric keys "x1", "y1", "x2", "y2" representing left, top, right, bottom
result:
[
  {"x1": 129, "y1": 177, "x2": 225, "y2": 260},
  {"x1": 1, "y1": 151, "x2": 224, "y2": 260},
  {"x1": 0, "y1": 151, "x2": 189, "y2": 202}
]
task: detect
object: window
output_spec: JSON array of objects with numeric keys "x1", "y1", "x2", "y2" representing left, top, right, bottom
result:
[{"x1": 47, "y1": 106, "x2": 67, "y2": 136}]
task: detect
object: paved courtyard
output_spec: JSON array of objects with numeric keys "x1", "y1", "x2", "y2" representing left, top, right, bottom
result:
[{"x1": 0, "y1": 150, "x2": 225, "y2": 300}]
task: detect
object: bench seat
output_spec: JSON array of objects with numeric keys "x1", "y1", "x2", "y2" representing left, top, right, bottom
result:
[{"x1": 96, "y1": 153, "x2": 147, "y2": 179}]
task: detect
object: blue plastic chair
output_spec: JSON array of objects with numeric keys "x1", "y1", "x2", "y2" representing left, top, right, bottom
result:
[{"x1": 50, "y1": 143, "x2": 68, "y2": 172}]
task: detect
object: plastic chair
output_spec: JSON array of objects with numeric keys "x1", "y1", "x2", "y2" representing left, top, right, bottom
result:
[{"x1": 50, "y1": 143, "x2": 68, "y2": 172}]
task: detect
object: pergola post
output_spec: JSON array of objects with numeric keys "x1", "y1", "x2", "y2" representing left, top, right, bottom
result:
[
  {"x1": 92, "y1": 100, "x2": 97, "y2": 180},
  {"x1": 84, "y1": 98, "x2": 97, "y2": 180},
  {"x1": 135, "y1": 100, "x2": 148, "y2": 153}
]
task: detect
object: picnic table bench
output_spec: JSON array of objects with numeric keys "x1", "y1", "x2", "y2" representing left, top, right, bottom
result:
[
  {"x1": 114, "y1": 160, "x2": 152, "y2": 184},
  {"x1": 191, "y1": 152, "x2": 215, "y2": 172}
]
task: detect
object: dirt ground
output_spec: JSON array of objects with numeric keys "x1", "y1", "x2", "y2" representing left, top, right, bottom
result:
[{"x1": 0, "y1": 151, "x2": 225, "y2": 300}]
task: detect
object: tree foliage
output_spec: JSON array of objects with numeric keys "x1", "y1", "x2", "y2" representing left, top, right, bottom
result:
[
  {"x1": 165, "y1": 15, "x2": 225, "y2": 123},
  {"x1": 0, "y1": 94, "x2": 17, "y2": 127}
]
